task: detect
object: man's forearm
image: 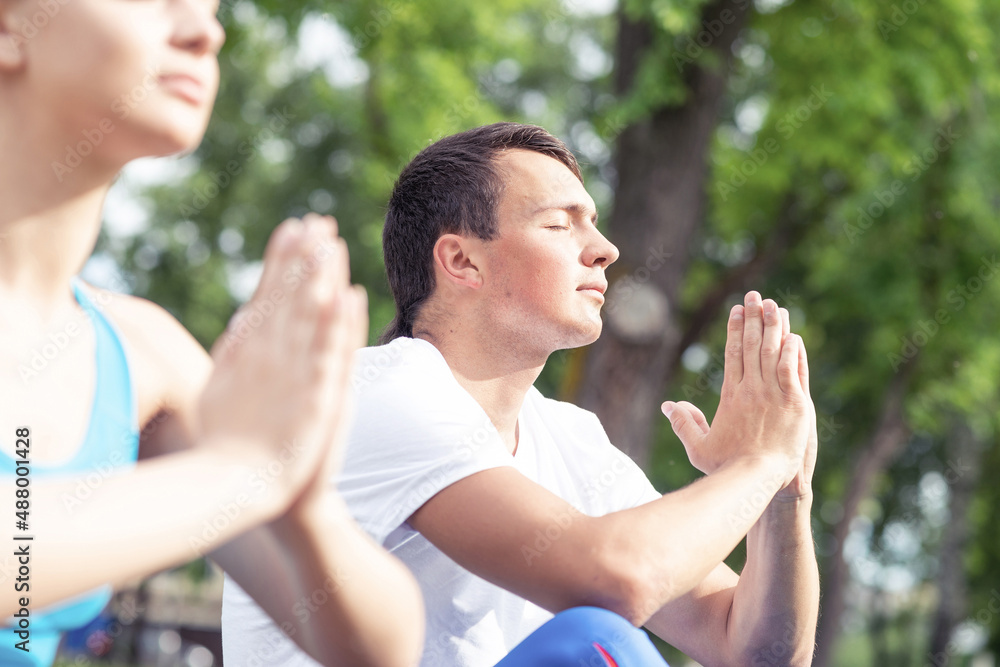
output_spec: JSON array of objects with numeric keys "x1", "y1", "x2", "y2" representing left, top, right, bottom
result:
[
  {"x1": 260, "y1": 493, "x2": 424, "y2": 667},
  {"x1": 727, "y1": 493, "x2": 819, "y2": 666},
  {"x1": 594, "y1": 454, "x2": 796, "y2": 621}
]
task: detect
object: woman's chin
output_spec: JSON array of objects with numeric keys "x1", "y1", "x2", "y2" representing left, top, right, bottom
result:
[{"x1": 140, "y1": 127, "x2": 206, "y2": 161}]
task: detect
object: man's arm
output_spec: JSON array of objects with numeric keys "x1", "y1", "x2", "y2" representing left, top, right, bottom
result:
[
  {"x1": 409, "y1": 452, "x2": 797, "y2": 626},
  {"x1": 642, "y1": 494, "x2": 818, "y2": 666},
  {"x1": 408, "y1": 293, "x2": 816, "y2": 665},
  {"x1": 648, "y1": 308, "x2": 819, "y2": 667},
  {"x1": 646, "y1": 300, "x2": 820, "y2": 666}
]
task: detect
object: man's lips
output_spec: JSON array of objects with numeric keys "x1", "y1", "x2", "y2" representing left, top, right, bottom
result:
[
  {"x1": 158, "y1": 74, "x2": 207, "y2": 105},
  {"x1": 578, "y1": 284, "x2": 608, "y2": 300}
]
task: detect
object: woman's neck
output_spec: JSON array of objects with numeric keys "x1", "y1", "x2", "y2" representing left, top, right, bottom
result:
[{"x1": 0, "y1": 114, "x2": 115, "y2": 316}]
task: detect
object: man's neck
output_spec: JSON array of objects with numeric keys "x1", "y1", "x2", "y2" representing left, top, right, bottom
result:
[{"x1": 415, "y1": 324, "x2": 548, "y2": 456}]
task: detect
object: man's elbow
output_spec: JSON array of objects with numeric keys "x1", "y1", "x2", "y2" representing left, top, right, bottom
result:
[
  {"x1": 586, "y1": 549, "x2": 674, "y2": 627},
  {"x1": 737, "y1": 638, "x2": 816, "y2": 667}
]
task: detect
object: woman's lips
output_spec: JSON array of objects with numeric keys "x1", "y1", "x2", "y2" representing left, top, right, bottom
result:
[{"x1": 158, "y1": 74, "x2": 207, "y2": 105}]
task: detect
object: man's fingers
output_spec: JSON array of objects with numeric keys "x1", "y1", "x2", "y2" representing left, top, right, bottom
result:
[
  {"x1": 661, "y1": 401, "x2": 708, "y2": 449},
  {"x1": 780, "y1": 307, "x2": 790, "y2": 339},
  {"x1": 777, "y1": 334, "x2": 801, "y2": 395},
  {"x1": 742, "y1": 291, "x2": 764, "y2": 383},
  {"x1": 723, "y1": 304, "x2": 745, "y2": 387},
  {"x1": 798, "y1": 334, "x2": 811, "y2": 399},
  {"x1": 675, "y1": 401, "x2": 710, "y2": 435}
]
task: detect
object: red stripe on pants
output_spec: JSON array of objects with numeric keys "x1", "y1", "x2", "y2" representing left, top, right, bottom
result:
[{"x1": 594, "y1": 643, "x2": 619, "y2": 667}]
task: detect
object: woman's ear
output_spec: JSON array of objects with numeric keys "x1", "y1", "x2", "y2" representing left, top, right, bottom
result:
[
  {"x1": 0, "y1": 9, "x2": 28, "y2": 72},
  {"x1": 432, "y1": 233, "x2": 484, "y2": 290}
]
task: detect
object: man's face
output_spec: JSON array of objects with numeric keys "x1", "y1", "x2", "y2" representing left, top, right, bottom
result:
[{"x1": 479, "y1": 149, "x2": 619, "y2": 353}]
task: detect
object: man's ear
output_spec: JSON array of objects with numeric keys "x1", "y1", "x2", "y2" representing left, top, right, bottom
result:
[
  {"x1": 432, "y1": 233, "x2": 484, "y2": 290},
  {"x1": 0, "y1": 8, "x2": 27, "y2": 72}
]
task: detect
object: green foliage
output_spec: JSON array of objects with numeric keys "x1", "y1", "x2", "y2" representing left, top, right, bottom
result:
[{"x1": 95, "y1": 0, "x2": 1000, "y2": 661}]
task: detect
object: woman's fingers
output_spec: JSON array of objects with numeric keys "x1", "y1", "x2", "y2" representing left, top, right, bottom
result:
[
  {"x1": 760, "y1": 298, "x2": 783, "y2": 384},
  {"x1": 798, "y1": 332, "x2": 811, "y2": 399},
  {"x1": 777, "y1": 334, "x2": 802, "y2": 395},
  {"x1": 742, "y1": 291, "x2": 764, "y2": 383}
]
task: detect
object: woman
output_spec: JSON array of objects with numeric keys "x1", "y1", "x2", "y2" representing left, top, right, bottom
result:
[{"x1": 0, "y1": 1, "x2": 423, "y2": 665}]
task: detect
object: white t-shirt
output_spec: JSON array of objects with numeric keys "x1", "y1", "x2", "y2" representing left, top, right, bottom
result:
[{"x1": 222, "y1": 337, "x2": 662, "y2": 667}]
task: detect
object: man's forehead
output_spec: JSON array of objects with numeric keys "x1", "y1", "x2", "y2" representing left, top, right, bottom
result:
[{"x1": 496, "y1": 149, "x2": 594, "y2": 215}]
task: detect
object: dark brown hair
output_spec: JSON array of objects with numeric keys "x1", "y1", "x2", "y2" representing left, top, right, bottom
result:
[{"x1": 380, "y1": 122, "x2": 582, "y2": 343}]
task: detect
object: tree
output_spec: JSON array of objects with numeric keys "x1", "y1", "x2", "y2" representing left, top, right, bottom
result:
[{"x1": 92, "y1": 1, "x2": 1000, "y2": 663}]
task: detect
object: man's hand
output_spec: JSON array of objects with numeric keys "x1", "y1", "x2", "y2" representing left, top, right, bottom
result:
[
  {"x1": 776, "y1": 303, "x2": 817, "y2": 499},
  {"x1": 661, "y1": 291, "x2": 813, "y2": 490}
]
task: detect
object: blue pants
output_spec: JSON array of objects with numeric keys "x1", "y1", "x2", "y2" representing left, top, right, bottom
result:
[{"x1": 495, "y1": 607, "x2": 669, "y2": 666}]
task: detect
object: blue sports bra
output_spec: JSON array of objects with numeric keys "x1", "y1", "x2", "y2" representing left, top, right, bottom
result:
[{"x1": 1, "y1": 279, "x2": 139, "y2": 666}]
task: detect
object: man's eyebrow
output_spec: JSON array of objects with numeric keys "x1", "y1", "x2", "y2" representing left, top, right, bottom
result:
[{"x1": 531, "y1": 203, "x2": 599, "y2": 222}]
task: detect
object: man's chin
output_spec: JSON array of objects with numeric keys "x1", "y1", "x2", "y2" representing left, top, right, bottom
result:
[{"x1": 554, "y1": 320, "x2": 603, "y2": 351}]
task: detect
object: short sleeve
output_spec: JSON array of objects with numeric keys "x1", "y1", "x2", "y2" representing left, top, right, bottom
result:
[
  {"x1": 531, "y1": 392, "x2": 662, "y2": 514},
  {"x1": 588, "y1": 414, "x2": 662, "y2": 511},
  {"x1": 336, "y1": 338, "x2": 515, "y2": 545}
]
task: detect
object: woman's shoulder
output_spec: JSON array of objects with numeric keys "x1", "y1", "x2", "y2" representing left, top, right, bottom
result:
[{"x1": 79, "y1": 283, "x2": 212, "y2": 432}]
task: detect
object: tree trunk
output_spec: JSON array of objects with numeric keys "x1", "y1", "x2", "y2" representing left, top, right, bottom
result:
[
  {"x1": 813, "y1": 369, "x2": 914, "y2": 667},
  {"x1": 927, "y1": 418, "x2": 983, "y2": 666},
  {"x1": 576, "y1": 0, "x2": 751, "y2": 467}
]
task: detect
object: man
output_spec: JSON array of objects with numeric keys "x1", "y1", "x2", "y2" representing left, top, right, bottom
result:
[{"x1": 223, "y1": 123, "x2": 819, "y2": 666}]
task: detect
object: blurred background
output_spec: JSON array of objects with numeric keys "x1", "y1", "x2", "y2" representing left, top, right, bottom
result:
[{"x1": 64, "y1": 0, "x2": 1000, "y2": 664}]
